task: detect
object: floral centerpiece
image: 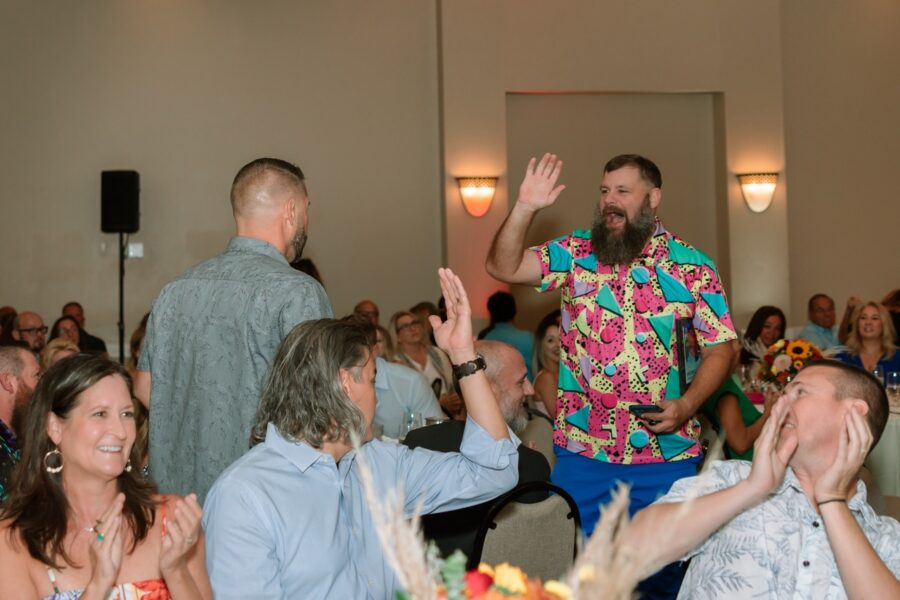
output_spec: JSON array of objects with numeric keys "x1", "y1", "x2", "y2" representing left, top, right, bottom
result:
[
  {"x1": 757, "y1": 339, "x2": 824, "y2": 387},
  {"x1": 396, "y1": 552, "x2": 571, "y2": 600}
]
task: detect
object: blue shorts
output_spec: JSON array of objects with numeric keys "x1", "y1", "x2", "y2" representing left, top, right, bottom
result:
[{"x1": 550, "y1": 445, "x2": 702, "y2": 536}]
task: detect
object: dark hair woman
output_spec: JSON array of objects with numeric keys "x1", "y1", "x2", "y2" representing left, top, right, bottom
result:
[
  {"x1": 0, "y1": 354, "x2": 211, "y2": 599},
  {"x1": 740, "y1": 305, "x2": 787, "y2": 365}
]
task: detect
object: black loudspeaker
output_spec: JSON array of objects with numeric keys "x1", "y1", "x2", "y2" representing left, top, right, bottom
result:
[{"x1": 101, "y1": 170, "x2": 140, "y2": 233}]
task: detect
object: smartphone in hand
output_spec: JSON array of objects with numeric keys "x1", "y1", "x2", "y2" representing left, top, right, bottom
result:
[{"x1": 628, "y1": 404, "x2": 663, "y2": 418}]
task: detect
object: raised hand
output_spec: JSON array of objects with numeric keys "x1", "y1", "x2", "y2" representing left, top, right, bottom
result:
[
  {"x1": 429, "y1": 268, "x2": 475, "y2": 364},
  {"x1": 814, "y1": 409, "x2": 872, "y2": 504},
  {"x1": 746, "y1": 395, "x2": 798, "y2": 499},
  {"x1": 159, "y1": 494, "x2": 203, "y2": 577},
  {"x1": 86, "y1": 493, "x2": 126, "y2": 593},
  {"x1": 516, "y1": 153, "x2": 566, "y2": 212}
]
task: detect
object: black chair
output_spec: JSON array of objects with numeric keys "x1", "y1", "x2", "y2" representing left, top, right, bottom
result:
[{"x1": 470, "y1": 481, "x2": 581, "y2": 581}]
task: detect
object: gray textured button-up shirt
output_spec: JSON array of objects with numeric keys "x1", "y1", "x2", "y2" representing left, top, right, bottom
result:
[{"x1": 139, "y1": 236, "x2": 332, "y2": 501}]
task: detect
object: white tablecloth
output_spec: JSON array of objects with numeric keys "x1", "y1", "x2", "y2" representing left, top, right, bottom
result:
[{"x1": 867, "y1": 412, "x2": 900, "y2": 497}]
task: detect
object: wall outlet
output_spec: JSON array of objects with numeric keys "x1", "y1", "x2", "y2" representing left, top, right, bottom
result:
[{"x1": 126, "y1": 242, "x2": 144, "y2": 259}]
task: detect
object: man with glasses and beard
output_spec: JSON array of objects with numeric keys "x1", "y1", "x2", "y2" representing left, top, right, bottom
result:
[
  {"x1": 134, "y1": 158, "x2": 332, "y2": 502},
  {"x1": 486, "y1": 153, "x2": 736, "y2": 598}
]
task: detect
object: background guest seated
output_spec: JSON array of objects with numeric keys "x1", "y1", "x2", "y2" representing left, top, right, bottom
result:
[
  {"x1": 49, "y1": 316, "x2": 85, "y2": 354},
  {"x1": 391, "y1": 310, "x2": 463, "y2": 419},
  {"x1": 40, "y1": 338, "x2": 80, "y2": 372},
  {"x1": 531, "y1": 310, "x2": 560, "y2": 417},
  {"x1": 740, "y1": 305, "x2": 786, "y2": 365},
  {"x1": 404, "y1": 339, "x2": 551, "y2": 562},
  {"x1": 0, "y1": 354, "x2": 210, "y2": 598},
  {"x1": 836, "y1": 301, "x2": 900, "y2": 376}
]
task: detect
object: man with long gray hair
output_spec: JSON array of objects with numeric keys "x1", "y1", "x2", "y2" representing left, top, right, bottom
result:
[{"x1": 202, "y1": 269, "x2": 519, "y2": 599}]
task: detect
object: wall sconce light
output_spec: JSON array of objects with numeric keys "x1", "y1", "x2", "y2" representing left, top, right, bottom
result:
[
  {"x1": 737, "y1": 173, "x2": 778, "y2": 213},
  {"x1": 456, "y1": 177, "x2": 498, "y2": 217}
]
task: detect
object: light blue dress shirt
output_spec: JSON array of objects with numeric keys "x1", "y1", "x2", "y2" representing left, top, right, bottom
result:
[
  {"x1": 374, "y1": 356, "x2": 445, "y2": 438},
  {"x1": 203, "y1": 420, "x2": 520, "y2": 599},
  {"x1": 799, "y1": 321, "x2": 838, "y2": 350}
]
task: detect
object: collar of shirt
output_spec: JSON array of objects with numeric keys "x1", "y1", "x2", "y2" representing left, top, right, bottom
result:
[
  {"x1": 637, "y1": 218, "x2": 670, "y2": 261},
  {"x1": 264, "y1": 422, "x2": 337, "y2": 473},
  {"x1": 776, "y1": 467, "x2": 870, "y2": 514},
  {"x1": 805, "y1": 321, "x2": 835, "y2": 334},
  {"x1": 226, "y1": 236, "x2": 288, "y2": 264}
]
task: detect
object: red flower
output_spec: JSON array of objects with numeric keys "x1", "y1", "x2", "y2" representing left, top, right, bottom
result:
[{"x1": 465, "y1": 571, "x2": 494, "y2": 597}]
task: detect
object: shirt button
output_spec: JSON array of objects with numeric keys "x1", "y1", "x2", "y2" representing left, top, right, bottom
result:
[
  {"x1": 802, "y1": 560, "x2": 810, "y2": 567},
  {"x1": 812, "y1": 521, "x2": 820, "y2": 528}
]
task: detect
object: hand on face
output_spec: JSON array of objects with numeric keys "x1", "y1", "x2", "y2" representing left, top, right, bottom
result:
[
  {"x1": 516, "y1": 153, "x2": 566, "y2": 212},
  {"x1": 814, "y1": 408, "x2": 873, "y2": 504},
  {"x1": 159, "y1": 494, "x2": 203, "y2": 576},
  {"x1": 746, "y1": 396, "x2": 798, "y2": 499}
]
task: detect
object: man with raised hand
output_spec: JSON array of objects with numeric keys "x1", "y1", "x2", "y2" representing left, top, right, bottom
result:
[{"x1": 203, "y1": 269, "x2": 519, "y2": 599}]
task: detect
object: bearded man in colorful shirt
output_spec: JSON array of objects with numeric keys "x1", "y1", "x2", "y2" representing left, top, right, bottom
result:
[{"x1": 487, "y1": 153, "x2": 737, "y2": 597}]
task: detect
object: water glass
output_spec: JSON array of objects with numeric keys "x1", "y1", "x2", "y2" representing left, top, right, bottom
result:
[{"x1": 872, "y1": 366, "x2": 883, "y2": 383}]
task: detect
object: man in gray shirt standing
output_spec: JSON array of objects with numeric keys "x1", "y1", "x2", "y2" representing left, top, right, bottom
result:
[{"x1": 135, "y1": 158, "x2": 332, "y2": 501}]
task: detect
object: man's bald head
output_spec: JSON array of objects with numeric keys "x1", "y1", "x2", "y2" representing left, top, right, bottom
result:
[
  {"x1": 474, "y1": 339, "x2": 532, "y2": 432},
  {"x1": 230, "y1": 158, "x2": 307, "y2": 220}
]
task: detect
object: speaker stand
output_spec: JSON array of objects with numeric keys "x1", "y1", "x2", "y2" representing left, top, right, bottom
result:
[{"x1": 118, "y1": 232, "x2": 126, "y2": 364}]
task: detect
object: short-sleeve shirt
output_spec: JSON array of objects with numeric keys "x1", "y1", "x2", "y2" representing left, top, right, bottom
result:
[
  {"x1": 0, "y1": 419, "x2": 19, "y2": 503},
  {"x1": 139, "y1": 236, "x2": 332, "y2": 500},
  {"x1": 656, "y1": 461, "x2": 900, "y2": 599},
  {"x1": 530, "y1": 220, "x2": 736, "y2": 464}
]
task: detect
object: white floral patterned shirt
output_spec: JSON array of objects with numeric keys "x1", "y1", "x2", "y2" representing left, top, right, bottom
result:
[{"x1": 656, "y1": 460, "x2": 900, "y2": 599}]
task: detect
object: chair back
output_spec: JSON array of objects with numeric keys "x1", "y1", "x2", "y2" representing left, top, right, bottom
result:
[
  {"x1": 519, "y1": 409, "x2": 556, "y2": 468},
  {"x1": 471, "y1": 481, "x2": 580, "y2": 581}
]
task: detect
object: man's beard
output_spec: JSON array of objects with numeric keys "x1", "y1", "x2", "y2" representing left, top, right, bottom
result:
[
  {"x1": 10, "y1": 379, "x2": 32, "y2": 434},
  {"x1": 590, "y1": 196, "x2": 656, "y2": 265},
  {"x1": 504, "y1": 401, "x2": 529, "y2": 434},
  {"x1": 288, "y1": 227, "x2": 308, "y2": 263}
]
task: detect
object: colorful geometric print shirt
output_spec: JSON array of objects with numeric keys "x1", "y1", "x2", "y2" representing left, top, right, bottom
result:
[{"x1": 530, "y1": 220, "x2": 737, "y2": 465}]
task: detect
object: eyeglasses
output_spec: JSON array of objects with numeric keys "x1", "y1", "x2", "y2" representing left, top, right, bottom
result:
[
  {"x1": 396, "y1": 321, "x2": 422, "y2": 333},
  {"x1": 18, "y1": 326, "x2": 48, "y2": 335}
]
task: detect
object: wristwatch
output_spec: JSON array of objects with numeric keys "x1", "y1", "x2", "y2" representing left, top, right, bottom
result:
[{"x1": 452, "y1": 354, "x2": 486, "y2": 380}]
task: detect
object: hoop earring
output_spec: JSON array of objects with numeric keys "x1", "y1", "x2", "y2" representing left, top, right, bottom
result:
[
  {"x1": 124, "y1": 459, "x2": 132, "y2": 473},
  {"x1": 43, "y1": 448, "x2": 63, "y2": 474}
]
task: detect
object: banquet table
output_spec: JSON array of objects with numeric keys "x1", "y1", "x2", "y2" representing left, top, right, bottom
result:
[{"x1": 867, "y1": 411, "x2": 900, "y2": 497}]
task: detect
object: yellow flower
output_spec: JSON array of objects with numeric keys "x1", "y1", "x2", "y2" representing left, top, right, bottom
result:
[
  {"x1": 544, "y1": 580, "x2": 573, "y2": 600},
  {"x1": 794, "y1": 360, "x2": 804, "y2": 370},
  {"x1": 492, "y1": 563, "x2": 527, "y2": 594},
  {"x1": 477, "y1": 563, "x2": 495, "y2": 578}
]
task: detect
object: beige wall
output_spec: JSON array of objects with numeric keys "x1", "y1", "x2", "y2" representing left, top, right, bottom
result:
[
  {"x1": 440, "y1": 0, "x2": 790, "y2": 331},
  {"x1": 2, "y1": 1, "x2": 897, "y2": 349},
  {"x1": 781, "y1": 0, "x2": 900, "y2": 324},
  {"x1": 0, "y1": 0, "x2": 443, "y2": 347}
]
